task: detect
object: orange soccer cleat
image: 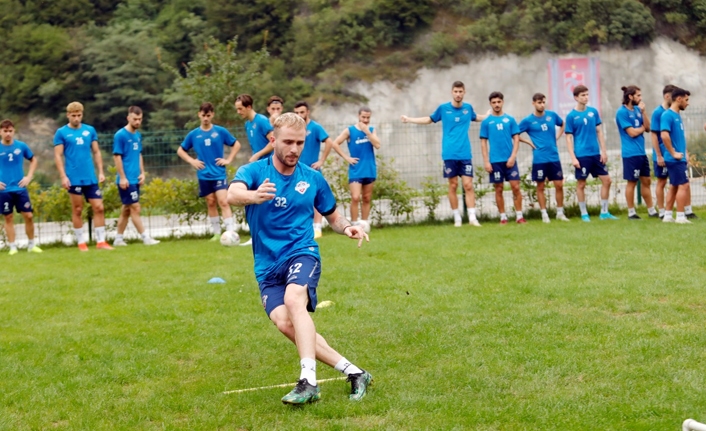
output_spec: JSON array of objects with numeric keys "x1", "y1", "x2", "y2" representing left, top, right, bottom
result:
[
  {"x1": 96, "y1": 241, "x2": 114, "y2": 250},
  {"x1": 77, "y1": 243, "x2": 89, "y2": 252}
]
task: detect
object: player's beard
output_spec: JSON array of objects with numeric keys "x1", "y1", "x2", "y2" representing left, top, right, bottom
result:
[{"x1": 275, "y1": 147, "x2": 299, "y2": 167}]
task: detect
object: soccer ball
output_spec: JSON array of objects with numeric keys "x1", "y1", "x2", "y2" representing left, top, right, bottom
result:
[
  {"x1": 220, "y1": 230, "x2": 240, "y2": 247},
  {"x1": 360, "y1": 220, "x2": 371, "y2": 234}
]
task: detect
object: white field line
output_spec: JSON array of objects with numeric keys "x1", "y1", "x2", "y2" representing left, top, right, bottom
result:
[{"x1": 223, "y1": 377, "x2": 347, "y2": 395}]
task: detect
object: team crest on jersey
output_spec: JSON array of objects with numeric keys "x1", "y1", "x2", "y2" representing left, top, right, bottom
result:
[
  {"x1": 211, "y1": 132, "x2": 218, "y2": 138},
  {"x1": 262, "y1": 295, "x2": 268, "y2": 309},
  {"x1": 14, "y1": 149, "x2": 21, "y2": 155},
  {"x1": 502, "y1": 118, "x2": 509, "y2": 123},
  {"x1": 253, "y1": 124, "x2": 257, "y2": 129},
  {"x1": 306, "y1": 130, "x2": 312, "y2": 136},
  {"x1": 546, "y1": 116, "x2": 552, "y2": 122},
  {"x1": 295, "y1": 181, "x2": 310, "y2": 194},
  {"x1": 588, "y1": 112, "x2": 594, "y2": 118},
  {"x1": 82, "y1": 131, "x2": 90, "y2": 137},
  {"x1": 463, "y1": 110, "x2": 468, "y2": 115}
]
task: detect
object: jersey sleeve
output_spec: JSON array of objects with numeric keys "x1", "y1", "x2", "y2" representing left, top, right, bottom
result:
[
  {"x1": 430, "y1": 105, "x2": 442, "y2": 123},
  {"x1": 479, "y1": 119, "x2": 489, "y2": 139},
  {"x1": 232, "y1": 163, "x2": 259, "y2": 189},
  {"x1": 113, "y1": 132, "x2": 124, "y2": 155},
  {"x1": 660, "y1": 112, "x2": 673, "y2": 132},
  {"x1": 616, "y1": 109, "x2": 632, "y2": 130},
  {"x1": 594, "y1": 109, "x2": 602, "y2": 126},
  {"x1": 518, "y1": 117, "x2": 529, "y2": 133},
  {"x1": 260, "y1": 116, "x2": 274, "y2": 135},
  {"x1": 180, "y1": 132, "x2": 193, "y2": 151},
  {"x1": 510, "y1": 118, "x2": 520, "y2": 135},
  {"x1": 314, "y1": 172, "x2": 337, "y2": 216},
  {"x1": 564, "y1": 116, "x2": 574, "y2": 135},
  {"x1": 651, "y1": 109, "x2": 662, "y2": 131},
  {"x1": 553, "y1": 112, "x2": 564, "y2": 126},
  {"x1": 53, "y1": 130, "x2": 64, "y2": 146},
  {"x1": 223, "y1": 127, "x2": 237, "y2": 147},
  {"x1": 89, "y1": 126, "x2": 99, "y2": 143},
  {"x1": 22, "y1": 143, "x2": 34, "y2": 160},
  {"x1": 317, "y1": 124, "x2": 329, "y2": 142},
  {"x1": 469, "y1": 105, "x2": 477, "y2": 122}
]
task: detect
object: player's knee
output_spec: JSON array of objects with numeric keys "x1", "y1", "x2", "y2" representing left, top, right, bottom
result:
[
  {"x1": 4, "y1": 214, "x2": 13, "y2": 224},
  {"x1": 131, "y1": 203, "x2": 141, "y2": 214},
  {"x1": 272, "y1": 314, "x2": 294, "y2": 335},
  {"x1": 22, "y1": 212, "x2": 33, "y2": 222},
  {"x1": 351, "y1": 193, "x2": 361, "y2": 203},
  {"x1": 283, "y1": 285, "x2": 308, "y2": 310},
  {"x1": 604, "y1": 176, "x2": 612, "y2": 186},
  {"x1": 93, "y1": 203, "x2": 105, "y2": 215},
  {"x1": 448, "y1": 178, "x2": 458, "y2": 189},
  {"x1": 362, "y1": 194, "x2": 372, "y2": 204}
]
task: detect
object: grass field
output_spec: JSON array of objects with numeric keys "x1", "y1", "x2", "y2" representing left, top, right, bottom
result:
[{"x1": 2, "y1": 213, "x2": 706, "y2": 430}]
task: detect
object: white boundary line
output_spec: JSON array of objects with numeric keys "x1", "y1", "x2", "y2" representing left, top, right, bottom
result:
[{"x1": 223, "y1": 377, "x2": 347, "y2": 395}]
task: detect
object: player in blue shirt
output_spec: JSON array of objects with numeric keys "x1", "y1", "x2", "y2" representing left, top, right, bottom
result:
[
  {"x1": 235, "y1": 94, "x2": 275, "y2": 162},
  {"x1": 401, "y1": 81, "x2": 489, "y2": 227},
  {"x1": 518, "y1": 93, "x2": 570, "y2": 223},
  {"x1": 53, "y1": 101, "x2": 112, "y2": 251},
  {"x1": 332, "y1": 107, "x2": 381, "y2": 231},
  {"x1": 0, "y1": 119, "x2": 42, "y2": 254},
  {"x1": 294, "y1": 101, "x2": 334, "y2": 238},
  {"x1": 112, "y1": 106, "x2": 159, "y2": 247},
  {"x1": 177, "y1": 102, "x2": 241, "y2": 240},
  {"x1": 651, "y1": 85, "x2": 676, "y2": 219},
  {"x1": 480, "y1": 92, "x2": 526, "y2": 224},
  {"x1": 616, "y1": 85, "x2": 658, "y2": 220},
  {"x1": 228, "y1": 113, "x2": 373, "y2": 405},
  {"x1": 660, "y1": 87, "x2": 692, "y2": 224},
  {"x1": 564, "y1": 85, "x2": 617, "y2": 222}
]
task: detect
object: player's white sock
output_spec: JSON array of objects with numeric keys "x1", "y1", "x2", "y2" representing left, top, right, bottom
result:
[
  {"x1": 334, "y1": 357, "x2": 363, "y2": 376},
  {"x1": 600, "y1": 199, "x2": 609, "y2": 214},
  {"x1": 95, "y1": 226, "x2": 106, "y2": 243},
  {"x1": 659, "y1": 208, "x2": 665, "y2": 217},
  {"x1": 648, "y1": 207, "x2": 657, "y2": 216},
  {"x1": 664, "y1": 211, "x2": 673, "y2": 220},
  {"x1": 9, "y1": 242, "x2": 17, "y2": 251},
  {"x1": 557, "y1": 207, "x2": 564, "y2": 216},
  {"x1": 352, "y1": 220, "x2": 360, "y2": 225},
  {"x1": 579, "y1": 202, "x2": 588, "y2": 216},
  {"x1": 224, "y1": 217, "x2": 235, "y2": 232},
  {"x1": 469, "y1": 208, "x2": 477, "y2": 221},
  {"x1": 74, "y1": 227, "x2": 85, "y2": 244},
  {"x1": 28, "y1": 239, "x2": 35, "y2": 249},
  {"x1": 500, "y1": 213, "x2": 507, "y2": 221},
  {"x1": 313, "y1": 223, "x2": 322, "y2": 231},
  {"x1": 676, "y1": 212, "x2": 686, "y2": 220},
  {"x1": 452, "y1": 208, "x2": 461, "y2": 222},
  {"x1": 210, "y1": 217, "x2": 221, "y2": 234},
  {"x1": 116, "y1": 233, "x2": 124, "y2": 241},
  {"x1": 516, "y1": 211, "x2": 523, "y2": 220},
  {"x1": 541, "y1": 209, "x2": 548, "y2": 217},
  {"x1": 685, "y1": 205, "x2": 693, "y2": 215},
  {"x1": 300, "y1": 358, "x2": 317, "y2": 386},
  {"x1": 628, "y1": 207, "x2": 636, "y2": 216},
  {"x1": 140, "y1": 232, "x2": 148, "y2": 240}
]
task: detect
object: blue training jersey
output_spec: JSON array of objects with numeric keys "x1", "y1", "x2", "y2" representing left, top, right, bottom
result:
[
  {"x1": 113, "y1": 127, "x2": 142, "y2": 185},
  {"x1": 565, "y1": 107, "x2": 602, "y2": 158},
  {"x1": 616, "y1": 105, "x2": 646, "y2": 158},
  {"x1": 54, "y1": 124, "x2": 99, "y2": 186},
  {"x1": 651, "y1": 105, "x2": 667, "y2": 162},
  {"x1": 232, "y1": 159, "x2": 337, "y2": 282},
  {"x1": 300, "y1": 120, "x2": 329, "y2": 167},
  {"x1": 479, "y1": 114, "x2": 520, "y2": 163},
  {"x1": 347, "y1": 125, "x2": 377, "y2": 179},
  {"x1": 430, "y1": 102, "x2": 476, "y2": 160},
  {"x1": 660, "y1": 109, "x2": 687, "y2": 163},
  {"x1": 518, "y1": 111, "x2": 563, "y2": 164},
  {"x1": 180, "y1": 125, "x2": 237, "y2": 180},
  {"x1": 245, "y1": 113, "x2": 274, "y2": 158},
  {"x1": 0, "y1": 141, "x2": 33, "y2": 192}
]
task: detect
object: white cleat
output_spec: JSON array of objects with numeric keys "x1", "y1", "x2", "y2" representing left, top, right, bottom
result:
[
  {"x1": 454, "y1": 218, "x2": 462, "y2": 227},
  {"x1": 468, "y1": 219, "x2": 481, "y2": 227},
  {"x1": 143, "y1": 237, "x2": 161, "y2": 245},
  {"x1": 542, "y1": 215, "x2": 551, "y2": 224},
  {"x1": 556, "y1": 214, "x2": 570, "y2": 222},
  {"x1": 240, "y1": 238, "x2": 253, "y2": 246},
  {"x1": 675, "y1": 218, "x2": 692, "y2": 224},
  {"x1": 662, "y1": 217, "x2": 674, "y2": 223},
  {"x1": 113, "y1": 238, "x2": 128, "y2": 247}
]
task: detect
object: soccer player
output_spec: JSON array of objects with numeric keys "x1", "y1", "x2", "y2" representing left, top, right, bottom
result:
[
  {"x1": 400, "y1": 81, "x2": 487, "y2": 227},
  {"x1": 660, "y1": 87, "x2": 692, "y2": 224},
  {"x1": 331, "y1": 107, "x2": 381, "y2": 229},
  {"x1": 294, "y1": 101, "x2": 334, "y2": 238},
  {"x1": 0, "y1": 119, "x2": 42, "y2": 254},
  {"x1": 651, "y1": 85, "x2": 676, "y2": 219},
  {"x1": 616, "y1": 85, "x2": 658, "y2": 220},
  {"x1": 518, "y1": 93, "x2": 570, "y2": 223},
  {"x1": 564, "y1": 85, "x2": 617, "y2": 222},
  {"x1": 177, "y1": 102, "x2": 241, "y2": 240},
  {"x1": 480, "y1": 92, "x2": 525, "y2": 224},
  {"x1": 227, "y1": 113, "x2": 373, "y2": 404},
  {"x1": 235, "y1": 94, "x2": 274, "y2": 163},
  {"x1": 112, "y1": 106, "x2": 160, "y2": 246},
  {"x1": 267, "y1": 95, "x2": 284, "y2": 126},
  {"x1": 54, "y1": 101, "x2": 113, "y2": 251}
]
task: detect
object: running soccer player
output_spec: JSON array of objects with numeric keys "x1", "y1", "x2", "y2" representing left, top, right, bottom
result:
[
  {"x1": 177, "y1": 102, "x2": 241, "y2": 240},
  {"x1": 660, "y1": 87, "x2": 692, "y2": 224},
  {"x1": 651, "y1": 85, "x2": 676, "y2": 219},
  {"x1": 294, "y1": 101, "x2": 334, "y2": 238},
  {"x1": 227, "y1": 113, "x2": 373, "y2": 405},
  {"x1": 331, "y1": 107, "x2": 381, "y2": 229},
  {"x1": 616, "y1": 85, "x2": 658, "y2": 220},
  {"x1": 518, "y1": 93, "x2": 570, "y2": 223},
  {"x1": 400, "y1": 81, "x2": 487, "y2": 227},
  {"x1": 54, "y1": 101, "x2": 113, "y2": 250},
  {"x1": 235, "y1": 94, "x2": 274, "y2": 163},
  {"x1": 480, "y1": 92, "x2": 526, "y2": 224},
  {"x1": 564, "y1": 85, "x2": 617, "y2": 222},
  {"x1": 112, "y1": 106, "x2": 160, "y2": 246},
  {"x1": 267, "y1": 95, "x2": 284, "y2": 126},
  {"x1": 0, "y1": 119, "x2": 42, "y2": 254}
]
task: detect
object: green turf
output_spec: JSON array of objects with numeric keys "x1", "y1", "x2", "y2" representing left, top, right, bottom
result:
[{"x1": 2, "y1": 214, "x2": 706, "y2": 430}]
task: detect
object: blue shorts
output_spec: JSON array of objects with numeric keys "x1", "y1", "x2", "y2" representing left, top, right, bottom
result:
[
  {"x1": 443, "y1": 159, "x2": 474, "y2": 178},
  {"x1": 118, "y1": 184, "x2": 141, "y2": 205},
  {"x1": 575, "y1": 155, "x2": 608, "y2": 180},
  {"x1": 0, "y1": 190, "x2": 32, "y2": 215},
  {"x1": 654, "y1": 163, "x2": 669, "y2": 179},
  {"x1": 532, "y1": 161, "x2": 563, "y2": 182},
  {"x1": 623, "y1": 155, "x2": 651, "y2": 181},
  {"x1": 666, "y1": 161, "x2": 689, "y2": 186},
  {"x1": 198, "y1": 179, "x2": 228, "y2": 197},
  {"x1": 68, "y1": 184, "x2": 102, "y2": 201},
  {"x1": 489, "y1": 162, "x2": 520, "y2": 183},
  {"x1": 258, "y1": 254, "x2": 321, "y2": 318},
  {"x1": 349, "y1": 177, "x2": 375, "y2": 185}
]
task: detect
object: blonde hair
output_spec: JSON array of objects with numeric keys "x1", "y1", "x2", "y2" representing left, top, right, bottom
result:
[
  {"x1": 66, "y1": 102, "x2": 84, "y2": 113},
  {"x1": 273, "y1": 112, "x2": 306, "y2": 137}
]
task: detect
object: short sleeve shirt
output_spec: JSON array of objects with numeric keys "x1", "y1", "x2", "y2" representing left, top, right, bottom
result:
[
  {"x1": 53, "y1": 124, "x2": 99, "y2": 185},
  {"x1": 245, "y1": 113, "x2": 274, "y2": 157},
  {"x1": 651, "y1": 105, "x2": 667, "y2": 162},
  {"x1": 565, "y1": 107, "x2": 602, "y2": 158},
  {"x1": 518, "y1": 111, "x2": 563, "y2": 164},
  {"x1": 479, "y1": 114, "x2": 520, "y2": 163},
  {"x1": 113, "y1": 127, "x2": 142, "y2": 185},
  {"x1": 616, "y1": 105, "x2": 646, "y2": 158},
  {"x1": 660, "y1": 109, "x2": 686, "y2": 163},
  {"x1": 300, "y1": 120, "x2": 329, "y2": 167},
  {"x1": 180, "y1": 125, "x2": 237, "y2": 180},
  {"x1": 0, "y1": 141, "x2": 34, "y2": 192},
  {"x1": 430, "y1": 102, "x2": 476, "y2": 160}
]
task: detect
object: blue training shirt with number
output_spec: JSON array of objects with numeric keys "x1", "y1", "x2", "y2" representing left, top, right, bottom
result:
[
  {"x1": 518, "y1": 111, "x2": 563, "y2": 164},
  {"x1": 480, "y1": 114, "x2": 520, "y2": 163},
  {"x1": 347, "y1": 125, "x2": 376, "y2": 179},
  {"x1": 616, "y1": 105, "x2": 646, "y2": 158},
  {"x1": 651, "y1": 105, "x2": 667, "y2": 162},
  {"x1": 113, "y1": 127, "x2": 142, "y2": 185},
  {"x1": 54, "y1": 124, "x2": 99, "y2": 185},
  {"x1": 660, "y1": 109, "x2": 687, "y2": 163},
  {"x1": 180, "y1": 125, "x2": 237, "y2": 180},
  {"x1": 232, "y1": 159, "x2": 337, "y2": 282},
  {"x1": 564, "y1": 107, "x2": 602, "y2": 158},
  {"x1": 300, "y1": 120, "x2": 329, "y2": 167},
  {"x1": 0, "y1": 141, "x2": 33, "y2": 192},
  {"x1": 245, "y1": 113, "x2": 274, "y2": 158},
  {"x1": 430, "y1": 102, "x2": 476, "y2": 160}
]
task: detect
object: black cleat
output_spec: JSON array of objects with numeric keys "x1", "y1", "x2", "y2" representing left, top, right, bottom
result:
[
  {"x1": 628, "y1": 214, "x2": 642, "y2": 220},
  {"x1": 347, "y1": 370, "x2": 373, "y2": 401},
  {"x1": 648, "y1": 212, "x2": 660, "y2": 218},
  {"x1": 686, "y1": 213, "x2": 699, "y2": 220},
  {"x1": 281, "y1": 379, "x2": 321, "y2": 404}
]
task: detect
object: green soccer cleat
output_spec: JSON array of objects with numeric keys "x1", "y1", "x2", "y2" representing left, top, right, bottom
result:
[
  {"x1": 210, "y1": 234, "x2": 221, "y2": 242},
  {"x1": 28, "y1": 246, "x2": 43, "y2": 253},
  {"x1": 281, "y1": 379, "x2": 321, "y2": 405},
  {"x1": 8, "y1": 249, "x2": 18, "y2": 256},
  {"x1": 347, "y1": 370, "x2": 373, "y2": 401}
]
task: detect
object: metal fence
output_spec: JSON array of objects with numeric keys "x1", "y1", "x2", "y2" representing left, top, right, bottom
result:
[{"x1": 3, "y1": 107, "x2": 706, "y2": 248}]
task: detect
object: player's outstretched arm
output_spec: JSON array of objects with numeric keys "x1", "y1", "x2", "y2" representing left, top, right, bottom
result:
[
  {"x1": 325, "y1": 209, "x2": 369, "y2": 248},
  {"x1": 54, "y1": 144, "x2": 71, "y2": 189},
  {"x1": 227, "y1": 179, "x2": 276, "y2": 207},
  {"x1": 400, "y1": 115, "x2": 432, "y2": 125}
]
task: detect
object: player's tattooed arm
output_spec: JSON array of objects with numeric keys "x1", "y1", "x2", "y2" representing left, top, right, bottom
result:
[
  {"x1": 325, "y1": 209, "x2": 369, "y2": 248},
  {"x1": 227, "y1": 179, "x2": 276, "y2": 206},
  {"x1": 400, "y1": 115, "x2": 432, "y2": 125}
]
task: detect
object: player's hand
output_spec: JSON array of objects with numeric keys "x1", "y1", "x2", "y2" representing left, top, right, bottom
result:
[
  {"x1": 600, "y1": 153, "x2": 608, "y2": 164},
  {"x1": 347, "y1": 157, "x2": 359, "y2": 165},
  {"x1": 0, "y1": 181, "x2": 5, "y2": 191},
  {"x1": 572, "y1": 158, "x2": 581, "y2": 169},
  {"x1": 484, "y1": 162, "x2": 493, "y2": 173},
  {"x1": 311, "y1": 160, "x2": 324, "y2": 170},
  {"x1": 657, "y1": 156, "x2": 665, "y2": 167},
  {"x1": 191, "y1": 160, "x2": 206, "y2": 170},
  {"x1": 357, "y1": 122, "x2": 369, "y2": 133},
  {"x1": 215, "y1": 158, "x2": 229, "y2": 166},
  {"x1": 344, "y1": 225, "x2": 369, "y2": 248},
  {"x1": 400, "y1": 115, "x2": 409, "y2": 123},
  {"x1": 119, "y1": 178, "x2": 129, "y2": 190},
  {"x1": 638, "y1": 101, "x2": 646, "y2": 111},
  {"x1": 254, "y1": 178, "x2": 277, "y2": 204},
  {"x1": 98, "y1": 173, "x2": 105, "y2": 183},
  {"x1": 18, "y1": 176, "x2": 31, "y2": 188},
  {"x1": 672, "y1": 152, "x2": 684, "y2": 161},
  {"x1": 61, "y1": 176, "x2": 71, "y2": 190},
  {"x1": 506, "y1": 157, "x2": 516, "y2": 168},
  {"x1": 138, "y1": 173, "x2": 146, "y2": 185}
]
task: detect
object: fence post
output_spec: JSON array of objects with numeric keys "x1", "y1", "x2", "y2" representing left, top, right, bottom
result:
[
  {"x1": 637, "y1": 180, "x2": 642, "y2": 206},
  {"x1": 88, "y1": 216, "x2": 93, "y2": 243},
  {"x1": 462, "y1": 189, "x2": 468, "y2": 220}
]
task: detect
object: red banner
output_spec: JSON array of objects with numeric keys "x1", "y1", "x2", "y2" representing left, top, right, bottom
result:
[{"x1": 548, "y1": 57, "x2": 601, "y2": 118}]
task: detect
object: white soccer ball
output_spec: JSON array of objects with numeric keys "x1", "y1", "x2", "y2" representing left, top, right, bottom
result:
[
  {"x1": 220, "y1": 230, "x2": 240, "y2": 247},
  {"x1": 360, "y1": 220, "x2": 371, "y2": 234}
]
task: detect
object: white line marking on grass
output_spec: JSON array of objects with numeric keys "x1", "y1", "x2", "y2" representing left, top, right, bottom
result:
[{"x1": 223, "y1": 377, "x2": 347, "y2": 395}]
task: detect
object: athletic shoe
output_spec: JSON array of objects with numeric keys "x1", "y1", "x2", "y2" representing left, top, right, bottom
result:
[
  {"x1": 675, "y1": 218, "x2": 692, "y2": 224},
  {"x1": 113, "y1": 238, "x2": 128, "y2": 247},
  {"x1": 454, "y1": 218, "x2": 462, "y2": 227},
  {"x1": 281, "y1": 379, "x2": 320, "y2": 405},
  {"x1": 78, "y1": 243, "x2": 89, "y2": 252},
  {"x1": 8, "y1": 249, "x2": 18, "y2": 256},
  {"x1": 314, "y1": 229, "x2": 323, "y2": 239},
  {"x1": 240, "y1": 238, "x2": 252, "y2": 246},
  {"x1": 96, "y1": 241, "x2": 114, "y2": 250},
  {"x1": 468, "y1": 219, "x2": 481, "y2": 227},
  {"x1": 210, "y1": 234, "x2": 221, "y2": 242},
  {"x1": 143, "y1": 237, "x2": 160, "y2": 246},
  {"x1": 659, "y1": 215, "x2": 664, "y2": 220},
  {"x1": 28, "y1": 246, "x2": 43, "y2": 253},
  {"x1": 542, "y1": 214, "x2": 551, "y2": 224},
  {"x1": 628, "y1": 214, "x2": 642, "y2": 220},
  {"x1": 516, "y1": 218, "x2": 527, "y2": 224},
  {"x1": 500, "y1": 219, "x2": 508, "y2": 225},
  {"x1": 686, "y1": 213, "x2": 699, "y2": 220},
  {"x1": 557, "y1": 214, "x2": 570, "y2": 222},
  {"x1": 347, "y1": 370, "x2": 373, "y2": 401},
  {"x1": 662, "y1": 217, "x2": 674, "y2": 223},
  {"x1": 599, "y1": 213, "x2": 619, "y2": 220},
  {"x1": 581, "y1": 214, "x2": 590, "y2": 222},
  {"x1": 648, "y1": 213, "x2": 659, "y2": 218}
]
